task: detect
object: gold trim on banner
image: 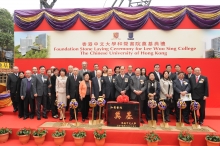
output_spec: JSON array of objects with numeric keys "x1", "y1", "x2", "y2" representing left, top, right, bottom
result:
[
  {"x1": 187, "y1": 8, "x2": 220, "y2": 19},
  {"x1": 45, "y1": 11, "x2": 79, "y2": 21},
  {"x1": 114, "y1": 9, "x2": 149, "y2": 20},
  {"x1": 16, "y1": 11, "x2": 45, "y2": 22},
  {"x1": 150, "y1": 8, "x2": 186, "y2": 18},
  {"x1": 79, "y1": 10, "x2": 113, "y2": 22}
]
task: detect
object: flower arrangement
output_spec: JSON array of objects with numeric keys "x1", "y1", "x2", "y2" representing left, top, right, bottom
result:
[
  {"x1": 52, "y1": 129, "x2": 66, "y2": 137},
  {"x1": 69, "y1": 99, "x2": 78, "y2": 109},
  {"x1": 190, "y1": 101, "x2": 200, "y2": 111},
  {"x1": 94, "y1": 129, "x2": 106, "y2": 140},
  {"x1": 206, "y1": 133, "x2": 220, "y2": 142},
  {"x1": 32, "y1": 128, "x2": 48, "y2": 137},
  {"x1": 72, "y1": 129, "x2": 86, "y2": 138},
  {"x1": 177, "y1": 100, "x2": 187, "y2": 109},
  {"x1": 89, "y1": 97, "x2": 97, "y2": 107},
  {"x1": 0, "y1": 128, "x2": 12, "y2": 134},
  {"x1": 158, "y1": 101, "x2": 167, "y2": 110},
  {"x1": 57, "y1": 102, "x2": 65, "y2": 110},
  {"x1": 97, "y1": 97, "x2": 106, "y2": 107},
  {"x1": 17, "y1": 128, "x2": 31, "y2": 136},
  {"x1": 116, "y1": 95, "x2": 129, "y2": 103},
  {"x1": 178, "y1": 131, "x2": 193, "y2": 142},
  {"x1": 144, "y1": 131, "x2": 161, "y2": 142},
  {"x1": 148, "y1": 100, "x2": 157, "y2": 108}
]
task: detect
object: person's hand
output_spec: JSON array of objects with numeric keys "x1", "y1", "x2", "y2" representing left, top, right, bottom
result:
[
  {"x1": 34, "y1": 94, "x2": 37, "y2": 97},
  {"x1": 21, "y1": 96, "x2": 24, "y2": 100},
  {"x1": 7, "y1": 90, "x2": 10, "y2": 93},
  {"x1": 121, "y1": 90, "x2": 125, "y2": 95},
  {"x1": 67, "y1": 95, "x2": 70, "y2": 99},
  {"x1": 134, "y1": 90, "x2": 138, "y2": 95},
  {"x1": 103, "y1": 94, "x2": 105, "y2": 98},
  {"x1": 48, "y1": 84, "x2": 52, "y2": 88},
  {"x1": 92, "y1": 94, "x2": 95, "y2": 98},
  {"x1": 203, "y1": 96, "x2": 207, "y2": 100},
  {"x1": 138, "y1": 91, "x2": 142, "y2": 95},
  {"x1": 165, "y1": 94, "x2": 169, "y2": 97},
  {"x1": 153, "y1": 93, "x2": 156, "y2": 96},
  {"x1": 48, "y1": 93, "x2": 51, "y2": 96}
]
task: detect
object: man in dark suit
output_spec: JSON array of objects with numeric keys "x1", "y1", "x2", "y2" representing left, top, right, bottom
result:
[
  {"x1": 50, "y1": 68, "x2": 59, "y2": 119},
  {"x1": 79, "y1": 61, "x2": 90, "y2": 79},
  {"x1": 92, "y1": 70, "x2": 105, "y2": 119},
  {"x1": 32, "y1": 66, "x2": 38, "y2": 77},
  {"x1": 166, "y1": 64, "x2": 176, "y2": 81},
  {"x1": 20, "y1": 70, "x2": 35, "y2": 120},
  {"x1": 185, "y1": 66, "x2": 195, "y2": 80},
  {"x1": 33, "y1": 66, "x2": 51, "y2": 120},
  {"x1": 90, "y1": 63, "x2": 99, "y2": 79},
  {"x1": 66, "y1": 67, "x2": 82, "y2": 121},
  {"x1": 130, "y1": 68, "x2": 147, "y2": 123},
  {"x1": 190, "y1": 67, "x2": 209, "y2": 125},
  {"x1": 103, "y1": 68, "x2": 115, "y2": 101},
  {"x1": 173, "y1": 64, "x2": 181, "y2": 81},
  {"x1": 173, "y1": 72, "x2": 191, "y2": 124},
  {"x1": 7, "y1": 66, "x2": 19, "y2": 112},
  {"x1": 114, "y1": 66, "x2": 130, "y2": 98},
  {"x1": 153, "y1": 64, "x2": 162, "y2": 82},
  {"x1": 125, "y1": 65, "x2": 135, "y2": 77},
  {"x1": 66, "y1": 65, "x2": 74, "y2": 77}
]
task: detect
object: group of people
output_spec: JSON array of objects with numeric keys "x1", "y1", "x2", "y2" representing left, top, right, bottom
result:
[{"x1": 6, "y1": 61, "x2": 209, "y2": 125}]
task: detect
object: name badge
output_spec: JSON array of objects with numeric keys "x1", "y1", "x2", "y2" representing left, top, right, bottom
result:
[
  {"x1": 199, "y1": 81, "x2": 203, "y2": 83},
  {"x1": 140, "y1": 80, "x2": 144, "y2": 84},
  {"x1": 125, "y1": 78, "x2": 128, "y2": 82},
  {"x1": 113, "y1": 79, "x2": 115, "y2": 83}
]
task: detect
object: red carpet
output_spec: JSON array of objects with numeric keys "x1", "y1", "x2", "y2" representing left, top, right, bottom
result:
[{"x1": 0, "y1": 106, "x2": 220, "y2": 146}]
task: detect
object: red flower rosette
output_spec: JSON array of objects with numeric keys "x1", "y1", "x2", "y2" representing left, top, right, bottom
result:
[{"x1": 117, "y1": 95, "x2": 129, "y2": 103}]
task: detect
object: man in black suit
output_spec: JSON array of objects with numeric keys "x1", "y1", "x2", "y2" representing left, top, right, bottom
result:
[
  {"x1": 173, "y1": 72, "x2": 191, "y2": 124},
  {"x1": 66, "y1": 65, "x2": 74, "y2": 77},
  {"x1": 114, "y1": 66, "x2": 130, "y2": 98},
  {"x1": 190, "y1": 67, "x2": 209, "y2": 125},
  {"x1": 33, "y1": 66, "x2": 51, "y2": 120},
  {"x1": 92, "y1": 70, "x2": 105, "y2": 119},
  {"x1": 166, "y1": 64, "x2": 175, "y2": 81},
  {"x1": 185, "y1": 66, "x2": 195, "y2": 80},
  {"x1": 50, "y1": 68, "x2": 59, "y2": 119},
  {"x1": 173, "y1": 64, "x2": 181, "y2": 80},
  {"x1": 7, "y1": 66, "x2": 19, "y2": 112},
  {"x1": 66, "y1": 67, "x2": 82, "y2": 121},
  {"x1": 32, "y1": 67, "x2": 38, "y2": 77},
  {"x1": 153, "y1": 64, "x2": 162, "y2": 82},
  {"x1": 103, "y1": 68, "x2": 115, "y2": 101},
  {"x1": 90, "y1": 63, "x2": 99, "y2": 79},
  {"x1": 130, "y1": 68, "x2": 147, "y2": 123},
  {"x1": 125, "y1": 65, "x2": 135, "y2": 77},
  {"x1": 20, "y1": 70, "x2": 35, "y2": 120}
]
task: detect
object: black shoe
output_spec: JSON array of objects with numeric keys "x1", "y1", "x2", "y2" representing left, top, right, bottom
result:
[
  {"x1": 199, "y1": 121, "x2": 203, "y2": 125},
  {"x1": 13, "y1": 108, "x2": 18, "y2": 112},
  {"x1": 23, "y1": 116, "x2": 28, "y2": 120},
  {"x1": 30, "y1": 116, "x2": 34, "y2": 119},
  {"x1": 82, "y1": 119, "x2": 85, "y2": 122},
  {"x1": 94, "y1": 118, "x2": 96, "y2": 120},
  {"x1": 184, "y1": 120, "x2": 190, "y2": 124},
  {"x1": 140, "y1": 119, "x2": 144, "y2": 123},
  {"x1": 43, "y1": 116, "x2": 48, "y2": 119},
  {"x1": 18, "y1": 115, "x2": 23, "y2": 118},
  {"x1": 176, "y1": 120, "x2": 180, "y2": 122},
  {"x1": 69, "y1": 117, "x2": 73, "y2": 121},
  {"x1": 37, "y1": 117, "x2": 41, "y2": 120}
]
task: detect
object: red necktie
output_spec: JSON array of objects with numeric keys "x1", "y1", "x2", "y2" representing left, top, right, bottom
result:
[{"x1": 196, "y1": 76, "x2": 199, "y2": 83}]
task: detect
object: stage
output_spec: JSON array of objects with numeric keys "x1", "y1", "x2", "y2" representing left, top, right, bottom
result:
[{"x1": 0, "y1": 106, "x2": 220, "y2": 146}]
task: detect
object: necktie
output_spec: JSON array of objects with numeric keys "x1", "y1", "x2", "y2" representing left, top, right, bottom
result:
[
  {"x1": 109, "y1": 76, "x2": 111, "y2": 82},
  {"x1": 98, "y1": 78, "x2": 101, "y2": 92},
  {"x1": 196, "y1": 76, "x2": 199, "y2": 83},
  {"x1": 188, "y1": 74, "x2": 190, "y2": 78},
  {"x1": 121, "y1": 75, "x2": 124, "y2": 79},
  {"x1": 74, "y1": 75, "x2": 77, "y2": 81},
  {"x1": 42, "y1": 75, "x2": 44, "y2": 82}
]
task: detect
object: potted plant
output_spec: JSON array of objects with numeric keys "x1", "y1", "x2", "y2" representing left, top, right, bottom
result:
[
  {"x1": 72, "y1": 129, "x2": 86, "y2": 146},
  {"x1": 52, "y1": 129, "x2": 66, "y2": 146},
  {"x1": 17, "y1": 128, "x2": 31, "y2": 144},
  {"x1": 93, "y1": 128, "x2": 107, "y2": 146},
  {"x1": 32, "y1": 128, "x2": 48, "y2": 146},
  {"x1": 205, "y1": 133, "x2": 220, "y2": 146},
  {"x1": 178, "y1": 131, "x2": 193, "y2": 146},
  {"x1": 144, "y1": 131, "x2": 161, "y2": 146},
  {"x1": 0, "y1": 128, "x2": 12, "y2": 143}
]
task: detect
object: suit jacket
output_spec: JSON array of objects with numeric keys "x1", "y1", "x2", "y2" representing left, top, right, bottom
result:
[
  {"x1": 91, "y1": 77, "x2": 104, "y2": 99},
  {"x1": 78, "y1": 69, "x2": 90, "y2": 79},
  {"x1": 50, "y1": 75, "x2": 57, "y2": 94},
  {"x1": 90, "y1": 71, "x2": 96, "y2": 79},
  {"x1": 169, "y1": 72, "x2": 176, "y2": 81},
  {"x1": 189, "y1": 75, "x2": 209, "y2": 100},
  {"x1": 6, "y1": 73, "x2": 18, "y2": 93},
  {"x1": 173, "y1": 78, "x2": 191, "y2": 100},
  {"x1": 103, "y1": 76, "x2": 116, "y2": 99},
  {"x1": 66, "y1": 72, "x2": 73, "y2": 77},
  {"x1": 125, "y1": 72, "x2": 135, "y2": 77},
  {"x1": 172, "y1": 72, "x2": 179, "y2": 81},
  {"x1": 20, "y1": 78, "x2": 34, "y2": 99},
  {"x1": 153, "y1": 71, "x2": 163, "y2": 82},
  {"x1": 185, "y1": 73, "x2": 195, "y2": 80},
  {"x1": 33, "y1": 74, "x2": 50, "y2": 96},
  {"x1": 66, "y1": 75, "x2": 82, "y2": 99},
  {"x1": 114, "y1": 74, "x2": 130, "y2": 98},
  {"x1": 129, "y1": 76, "x2": 147, "y2": 100}
]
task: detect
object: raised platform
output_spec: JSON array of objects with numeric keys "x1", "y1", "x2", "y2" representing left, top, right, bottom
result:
[{"x1": 0, "y1": 106, "x2": 220, "y2": 146}]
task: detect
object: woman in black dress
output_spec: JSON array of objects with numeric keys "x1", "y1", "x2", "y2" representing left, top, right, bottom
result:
[{"x1": 16, "y1": 71, "x2": 25, "y2": 118}]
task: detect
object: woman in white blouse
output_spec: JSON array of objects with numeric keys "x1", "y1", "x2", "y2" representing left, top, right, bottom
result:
[{"x1": 160, "y1": 71, "x2": 173, "y2": 122}]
